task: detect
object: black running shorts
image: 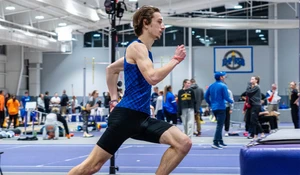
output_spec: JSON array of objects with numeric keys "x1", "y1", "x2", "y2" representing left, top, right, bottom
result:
[{"x1": 97, "y1": 107, "x2": 173, "y2": 155}]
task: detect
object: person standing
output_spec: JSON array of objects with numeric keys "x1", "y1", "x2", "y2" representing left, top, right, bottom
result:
[
  {"x1": 21, "y1": 91, "x2": 31, "y2": 120},
  {"x1": 50, "y1": 93, "x2": 61, "y2": 112},
  {"x1": 44, "y1": 91, "x2": 51, "y2": 114},
  {"x1": 224, "y1": 88, "x2": 234, "y2": 137},
  {"x1": 154, "y1": 91, "x2": 164, "y2": 121},
  {"x1": 6, "y1": 94, "x2": 20, "y2": 129},
  {"x1": 4, "y1": 93, "x2": 11, "y2": 118},
  {"x1": 151, "y1": 86, "x2": 159, "y2": 109},
  {"x1": 266, "y1": 84, "x2": 280, "y2": 111},
  {"x1": 0, "y1": 90, "x2": 5, "y2": 129},
  {"x1": 81, "y1": 90, "x2": 99, "y2": 138},
  {"x1": 205, "y1": 72, "x2": 233, "y2": 149},
  {"x1": 178, "y1": 79, "x2": 197, "y2": 138},
  {"x1": 37, "y1": 94, "x2": 46, "y2": 124},
  {"x1": 290, "y1": 81, "x2": 299, "y2": 129},
  {"x1": 60, "y1": 90, "x2": 69, "y2": 117},
  {"x1": 163, "y1": 85, "x2": 178, "y2": 125},
  {"x1": 190, "y1": 78, "x2": 204, "y2": 136},
  {"x1": 246, "y1": 76, "x2": 265, "y2": 140}
]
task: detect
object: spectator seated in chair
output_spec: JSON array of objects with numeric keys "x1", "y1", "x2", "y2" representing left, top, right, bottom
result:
[{"x1": 258, "y1": 106, "x2": 279, "y2": 133}]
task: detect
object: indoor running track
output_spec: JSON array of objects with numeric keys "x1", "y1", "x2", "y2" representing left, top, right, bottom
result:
[{"x1": 0, "y1": 144, "x2": 242, "y2": 174}]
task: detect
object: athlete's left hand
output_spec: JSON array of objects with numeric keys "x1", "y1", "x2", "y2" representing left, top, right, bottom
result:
[{"x1": 109, "y1": 100, "x2": 118, "y2": 112}]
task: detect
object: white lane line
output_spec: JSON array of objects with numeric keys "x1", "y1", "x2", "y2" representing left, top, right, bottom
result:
[
  {"x1": 113, "y1": 153, "x2": 239, "y2": 156},
  {"x1": 3, "y1": 165, "x2": 240, "y2": 170},
  {"x1": 65, "y1": 155, "x2": 89, "y2": 162},
  {"x1": 119, "y1": 145, "x2": 133, "y2": 150},
  {"x1": 36, "y1": 155, "x2": 89, "y2": 167},
  {"x1": 0, "y1": 145, "x2": 31, "y2": 150}
]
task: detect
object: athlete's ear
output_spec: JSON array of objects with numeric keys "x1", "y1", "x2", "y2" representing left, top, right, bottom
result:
[{"x1": 143, "y1": 19, "x2": 149, "y2": 29}]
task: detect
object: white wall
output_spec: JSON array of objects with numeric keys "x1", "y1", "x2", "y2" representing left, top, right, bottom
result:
[
  {"x1": 277, "y1": 3, "x2": 299, "y2": 95},
  {"x1": 26, "y1": 51, "x2": 43, "y2": 96},
  {"x1": 5, "y1": 46, "x2": 27, "y2": 94},
  {"x1": 0, "y1": 55, "x2": 7, "y2": 90},
  {"x1": 42, "y1": 36, "x2": 109, "y2": 96},
  {"x1": 42, "y1": 35, "x2": 274, "y2": 96}
]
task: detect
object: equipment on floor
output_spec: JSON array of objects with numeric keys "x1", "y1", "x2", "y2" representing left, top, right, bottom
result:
[
  {"x1": 4, "y1": 128, "x2": 21, "y2": 135},
  {"x1": 17, "y1": 102, "x2": 38, "y2": 141},
  {"x1": 240, "y1": 129, "x2": 300, "y2": 175}
]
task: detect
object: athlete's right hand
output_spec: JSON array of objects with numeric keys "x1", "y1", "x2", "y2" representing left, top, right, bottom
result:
[{"x1": 173, "y1": 45, "x2": 186, "y2": 64}]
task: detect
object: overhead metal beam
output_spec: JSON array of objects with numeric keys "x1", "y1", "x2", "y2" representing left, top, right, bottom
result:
[
  {"x1": 4, "y1": 9, "x2": 33, "y2": 16},
  {"x1": 5, "y1": 0, "x2": 90, "y2": 33},
  {"x1": 162, "y1": 17, "x2": 299, "y2": 29},
  {"x1": 31, "y1": 16, "x2": 69, "y2": 24},
  {"x1": 34, "y1": 0, "x2": 100, "y2": 22},
  {"x1": 213, "y1": 3, "x2": 272, "y2": 16}
]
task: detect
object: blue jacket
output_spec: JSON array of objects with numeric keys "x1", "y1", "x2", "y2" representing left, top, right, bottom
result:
[
  {"x1": 163, "y1": 92, "x2": 177, "y2": 114},
  {"x1": 205, "y1": 81, "x2": 233, "y2": 110}
]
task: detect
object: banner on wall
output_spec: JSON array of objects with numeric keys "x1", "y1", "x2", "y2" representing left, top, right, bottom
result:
[{"x1": 214, "y1": 46, "x2": 253, "y2": 73}]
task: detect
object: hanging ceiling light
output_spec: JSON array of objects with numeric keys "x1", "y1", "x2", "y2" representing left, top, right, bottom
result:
[
  {"x1": 58, "y1": 23, "x2": 67, "y2": 27},
  {"x1": 35, "y1": 16, "x2": 44, "y2": 20},
  {"x1": 5, "y1": 6, "x2": 15, "y2": 10}
]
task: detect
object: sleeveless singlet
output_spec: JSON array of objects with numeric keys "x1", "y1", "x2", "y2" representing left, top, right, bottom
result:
[{"x1": 117, "y1": 39, "x2": 153, "y2": 115}]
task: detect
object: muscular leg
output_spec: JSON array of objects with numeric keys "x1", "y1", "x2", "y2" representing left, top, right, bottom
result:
[
  {"x1": 68, "y1": 107, "x2": 133, "y2": 175},
  {"x1": 67, "y1": 146, "x2": 112, "y2": 175},
  {"x1": 156, "y1": 126, "x2": 192, "y2": 175}
]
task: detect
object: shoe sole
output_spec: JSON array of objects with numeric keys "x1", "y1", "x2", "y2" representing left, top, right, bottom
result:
[{"x1": 211, "y1": 145, "x2": 223, "y2": 150}]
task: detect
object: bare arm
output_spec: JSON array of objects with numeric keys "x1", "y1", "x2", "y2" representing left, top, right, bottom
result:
[
  {"x1": 106, "y1": 57, "x2": 124, "y2": 102},
  {"x1": 85, "y1": 103, "x2": 98, "y2": 111},
  {"x1": 294, "y1": 97, "x2": 299, "y2": 105},
  {"x1": 127, "y1": 43, "x2": 186, "y2": 85}
]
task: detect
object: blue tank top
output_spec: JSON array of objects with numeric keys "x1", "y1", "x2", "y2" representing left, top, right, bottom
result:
[{"x1": 117, "y1": 39, "x2": 152, "y2": 115}]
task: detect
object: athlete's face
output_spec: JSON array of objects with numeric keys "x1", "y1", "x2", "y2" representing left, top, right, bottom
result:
[
  {"x1": 147, "y1": 12, "x2": 165, "y2": 40},
  {"x1": 250, "y1": 77, "x2": 257, "y2": 84},
  {"x1": 94, "y1": 91, "x2": 99, "y2": 98},
  {"x1": 290, "y1": 82, "x2": 296, "y2": 89},
  {"x1": 184, "y1": 81, "x2": 191, "y2": 89}
]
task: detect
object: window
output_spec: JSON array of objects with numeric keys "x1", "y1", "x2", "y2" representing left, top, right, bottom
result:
[
  {"x1": 250, "y1": 1, "x2": 269, "y2": 19},
  {"x1": 0, "y1": 45, "x2": 6, "y2": 55},
  {"x1": 191, "y1": 28, "x2": 205, "y2": 46},
  {"x1": 84, "y1": 32, "x2": 92, "y2": 47},
  {"x1": 116, "y1": 34, "x2": 124, "y2": 47},
  {"x1": 249, "y1": 29, "x2": 268, "y2": 45},
  {"x1": 165, "y1": 26, "x2": 184, "y2": 46},
  {"x1": 84, "y1": 31, "x2": 103, "y2": 47},
  {"x1": 116, "y1": 25, "x2": 124, "y2": 47},
  {"x1": 103, "y1": 28, "x2": 109, "y2": 47},
  {"x1": 153, "y1": 33, "x2": 163, "y2": 47},
  {"x1": 206, "y1": 29, "x2": 226, "y2": 46},
  {"x1": 123, "y1": 31, "x2": 136, "y2": 46},
  {"x1": 228, "y1": 30, "x2": 247, "y2": 45},
  {"x1": 103, "y1": 33, "x2": 109, "y2": 47}
]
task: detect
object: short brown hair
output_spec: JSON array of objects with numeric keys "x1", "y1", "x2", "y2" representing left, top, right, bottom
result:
[
  {"x1": 132, "y1": 6, "x2": 160, "y2": 37},
  {"x1": 254, "y1": 76, "x2": 260, "y2": 84}
]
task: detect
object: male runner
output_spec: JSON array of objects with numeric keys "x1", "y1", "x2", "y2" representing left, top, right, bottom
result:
[{"x1": 68, "y1": 5, "x2": 191, "y2": 175}]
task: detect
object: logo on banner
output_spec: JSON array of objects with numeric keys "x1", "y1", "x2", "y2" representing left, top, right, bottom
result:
[{"x1": 222, "y1": 50, "x2": 245, "y2": 70}]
